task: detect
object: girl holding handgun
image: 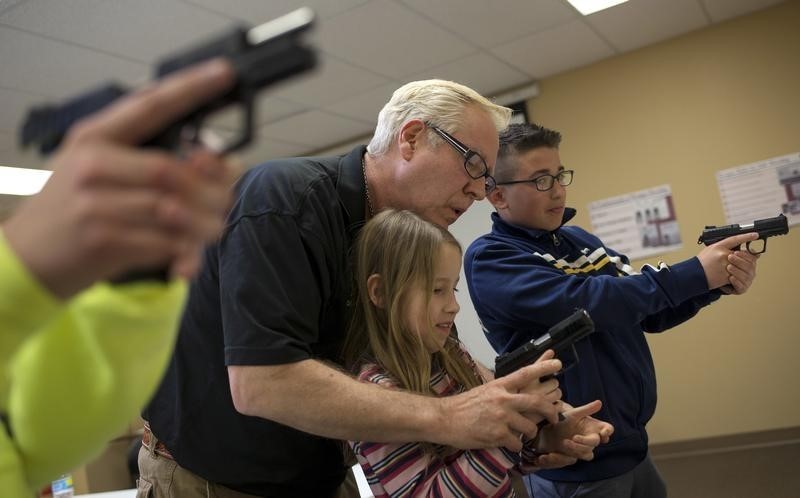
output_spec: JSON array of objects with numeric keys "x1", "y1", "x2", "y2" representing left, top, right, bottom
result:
[{"x1": 341, "y1": 209, "x2": 613, "y2": 497}]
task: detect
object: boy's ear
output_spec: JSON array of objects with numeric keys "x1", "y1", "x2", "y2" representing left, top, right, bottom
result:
[
  {"x1": 488, "y1": 186, "x2": 507, "y2": 210},
  {"x1": 398, "y1": 119, "x2": 425, "y2": 160},
  {"x1": 367, "y1": 273, "x2": 385, "y2": 308}
]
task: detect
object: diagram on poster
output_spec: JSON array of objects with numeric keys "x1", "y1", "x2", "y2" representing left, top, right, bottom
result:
[
  {"x1": 588, "y1": 184, "x2": 682, "y2": 261},
  {"x1": 716, "y1": 152, "x2": 800, "y2": 227}
]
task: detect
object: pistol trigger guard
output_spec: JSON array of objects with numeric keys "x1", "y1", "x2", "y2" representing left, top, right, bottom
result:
[
  {"x1": 223, "y1": 91, "x2": 255, "y2": 153},
  {"x1": 557, "y1": 345, "x2": 580, "y2": 374}
]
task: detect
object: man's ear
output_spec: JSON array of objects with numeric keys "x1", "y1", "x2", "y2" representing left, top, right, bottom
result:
[
  {"x1": 367, "y1": 273, "x2": 385, "y2": 308},
  {"x1": 398, "y1": 119, "x2": 425, "y2": 160}
]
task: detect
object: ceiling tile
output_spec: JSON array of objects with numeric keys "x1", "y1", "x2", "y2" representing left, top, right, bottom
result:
[
  {"x1": 0, "y1": 0, "x2": 232, "y2": 64},
  {"x1": 701, "y1": 0, "x2": 786, "y2": 23},
  {"x1": 491, "y1": 20, "x2": 615, "y2": 79},
  {"x1": 312, "y1": 137, "x2": 370, "y2": 156},
  {"x1": 239, "y1": 138, "x2": 314, "y2": 166},
  {"x1": 258, "y1": 110, "x2": 373, "y2": 148},
  {"x1": 0, "y1": 131, "x2": 47, "y2": 170},
  {"x1": 401, "y1": 0, "x2": 578, "y2": 49},
  {"x1": 314, "y1": 0, "x2": 476, "y2": 79},
  {"x1": 323, "y1": 82, "x2": 400, "y2": 124},
  {"x1": 409, "y1": 52, "x2": 533, "y2": 96},
  {"x1": 585, "y1": 0, "x2": 709, "y2": 53},
  {"x1": 0, "y1": 0, "x2": 24, "y2": 17},
  {"x1": 0, "y1": 87, "x2": 47, "y2": 136},
  {"x1": 270, "y1": 57, "x2": 388, "y2": 107},
  {"x1": 0, "y1": 130, "x2": 16, "y2": 156},
  {"x1": 0, "y1": 26, "x2": 147, "y2": 98},
  {"x1": 181, "y1": 0, "x2": 370, "y2": 22}
]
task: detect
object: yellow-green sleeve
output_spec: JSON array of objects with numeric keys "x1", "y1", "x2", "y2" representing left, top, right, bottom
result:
[
  {"x1": 0, "y1": 230, "x2": 64, "y2": 404},
  {"x1": 8, "y1": 277, "x2": 187, "y2": 491},
  {"x1": 0, "y1": 429, "x2": 31, "y2": 498}
]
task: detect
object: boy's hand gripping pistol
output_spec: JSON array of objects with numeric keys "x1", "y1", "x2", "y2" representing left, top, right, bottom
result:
[{"x1": 697, "y1": 213, "x2": 788, "y2": 255}]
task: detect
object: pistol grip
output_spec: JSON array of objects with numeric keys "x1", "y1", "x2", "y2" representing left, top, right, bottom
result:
[{"x1": 536, "y1": 411, "x2": 566, "y2": 429}]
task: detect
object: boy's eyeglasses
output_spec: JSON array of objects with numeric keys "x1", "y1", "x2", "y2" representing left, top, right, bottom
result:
[
  {"x1": 427, "y1": 123, "x2": 496, "y2": 194},
  {"x1": 496, "y1": 169, "x2": 574, "y2": 192}
]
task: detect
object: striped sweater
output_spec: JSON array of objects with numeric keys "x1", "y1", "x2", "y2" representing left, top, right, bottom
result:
[{"x1": 350, "y1": 346, "x2": 538, "y2": 497}]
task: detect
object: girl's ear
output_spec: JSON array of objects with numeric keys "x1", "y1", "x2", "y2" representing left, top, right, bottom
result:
[{"x1": 367, "y1": 273, "x2": 385, "y2": 308}]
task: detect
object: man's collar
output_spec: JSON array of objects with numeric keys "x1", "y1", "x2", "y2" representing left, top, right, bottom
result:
[{"x1": 337, "y1": 145, "x2": 369, "y2": 236}]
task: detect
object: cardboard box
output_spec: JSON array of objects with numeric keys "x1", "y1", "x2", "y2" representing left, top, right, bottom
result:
[{"x1": 71, "y1": 428, "x2": 141, "y2": 494}]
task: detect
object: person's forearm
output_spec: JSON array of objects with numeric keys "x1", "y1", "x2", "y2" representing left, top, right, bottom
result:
[
  {"x1": 10, "y1": 280, "x2": 186, "y2": 489},
  {"x1": 229, "y1": 356, "x2": 559, "y2": 451},
  {"x1": 229, "y1": 359, "x2": 444, "y2": 444},
  {"x1": 0, "y1": 230, "x2": 63, "y2": 392},
  {"x1": 471, "y1": 251, "x2": 708, "y2": 333}
]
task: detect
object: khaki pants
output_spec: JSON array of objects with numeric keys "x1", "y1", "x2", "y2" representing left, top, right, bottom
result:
[{"x1": 137, "y1": 445, "x2": 359, "y2": 498}]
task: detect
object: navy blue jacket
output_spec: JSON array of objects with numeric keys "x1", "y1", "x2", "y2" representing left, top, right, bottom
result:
[{"x1": 464, "y1": 209, "x2": 722, "y2": 482}]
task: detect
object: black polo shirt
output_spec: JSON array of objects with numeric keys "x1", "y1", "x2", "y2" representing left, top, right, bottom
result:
[{"x1": 143, "y1": 146, "x2": 368, "y2": 497}]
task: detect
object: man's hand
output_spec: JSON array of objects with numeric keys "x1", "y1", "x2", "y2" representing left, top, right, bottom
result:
[
  {"x1": 697, "y1": 232, "x2": 759, "y2": 291},
  {"x1": 436, "y1": 350, "x2": 562, "y2": 452},
  {"x1": 516, "y1": 349, "x2": 562, "y2": 425},
  {"x1": 3, "y1": 59, "x2": 239, "y2": 299},
  {"x1": 532, "y1": 400, "x2": 614, "y2": 467}
]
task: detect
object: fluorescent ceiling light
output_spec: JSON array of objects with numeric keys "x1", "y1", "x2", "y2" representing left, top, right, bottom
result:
[
  {"x1": 566, "y1": 0, "x2": 629, "y2": 16},
  {"x1": 0, "y1": 165, "x2": 52, "y2": 196}
]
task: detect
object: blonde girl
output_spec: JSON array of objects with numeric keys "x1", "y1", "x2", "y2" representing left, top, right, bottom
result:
[{"x1": 343, "y1": 210, "x2": 612, "y2": 497}]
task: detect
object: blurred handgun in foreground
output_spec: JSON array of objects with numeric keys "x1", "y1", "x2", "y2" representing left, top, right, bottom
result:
[{"x1": 20, "y1": 7, "x2": 317, "y2": 155}]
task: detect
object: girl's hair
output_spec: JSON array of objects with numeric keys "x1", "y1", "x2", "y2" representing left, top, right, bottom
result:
[
  {"x1": 366, "y1": 79, "x2": 512, "y2": 157},
  {"x1": 342, "y1": 209, "x2": 483, "y2": 396}
]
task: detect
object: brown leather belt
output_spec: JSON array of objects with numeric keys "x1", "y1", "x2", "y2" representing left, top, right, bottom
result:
[{"x1": 142, "y1": 422, "x2": 174, "y2": 460}]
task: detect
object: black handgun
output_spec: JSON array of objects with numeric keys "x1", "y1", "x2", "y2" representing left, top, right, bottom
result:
[
  {"x1": 494, "y1": 308, "x2": 595, "y2": 379},
  {"x1": 697, "y1": 213, "x2": 789, "y2": 254},
  {"x1": 20, "y1": 7, "x2": 317, "y2": 155}
]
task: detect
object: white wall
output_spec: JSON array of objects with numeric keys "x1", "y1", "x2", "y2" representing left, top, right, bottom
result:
[{"x1": 450, "y1": 199, "x2": 499, "y2": 368}]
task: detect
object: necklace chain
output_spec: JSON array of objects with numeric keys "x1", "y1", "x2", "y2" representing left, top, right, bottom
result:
[{"x1": 361, "y1": 154, "x2": 374, "y2": 218}]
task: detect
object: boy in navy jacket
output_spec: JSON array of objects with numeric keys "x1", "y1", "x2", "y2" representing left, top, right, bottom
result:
[{"x1": 464, "y1": 123, "x2": 760, "y2": 498}]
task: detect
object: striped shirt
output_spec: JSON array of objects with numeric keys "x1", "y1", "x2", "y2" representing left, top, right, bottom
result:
[{"x1": 349, "y1": 347, "x2": 539, "y2": 497}]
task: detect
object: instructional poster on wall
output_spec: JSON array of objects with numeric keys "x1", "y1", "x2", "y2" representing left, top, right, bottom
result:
[
  {"x1": 715, "y1": 152, "x2": 800, "y2": 226},
  {"x1": 588, "y1": 184, "x2": 682, "y2": 261}
]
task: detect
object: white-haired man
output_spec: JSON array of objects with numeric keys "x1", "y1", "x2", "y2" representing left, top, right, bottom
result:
[{"x1": 139, "y1": 80, "x2": 610, "y2": 498}]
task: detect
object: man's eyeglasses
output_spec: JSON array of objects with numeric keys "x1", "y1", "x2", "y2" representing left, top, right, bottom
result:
[
  {"x1": 427, "y1": 124, "x2": 496, "y2": 194},
  {"x1": 496, "y1": 170, "x2": 574, "y2": 192}
]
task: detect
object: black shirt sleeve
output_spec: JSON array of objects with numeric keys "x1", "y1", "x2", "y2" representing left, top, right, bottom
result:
[
  {"x1": 217, "y1": 158, "x2": 352, "y2": 367},
  {"x1": 221, "y1": 213, "x2": 324, "y2": 365}
]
